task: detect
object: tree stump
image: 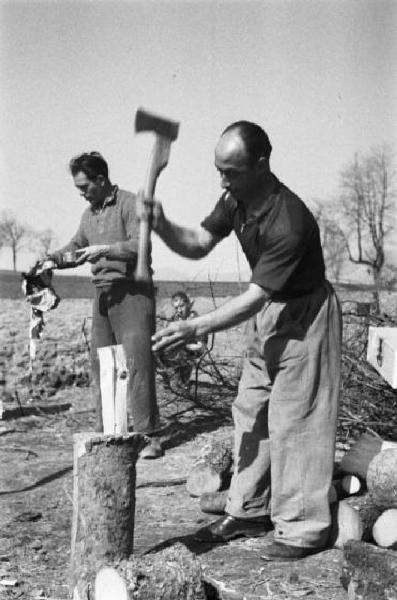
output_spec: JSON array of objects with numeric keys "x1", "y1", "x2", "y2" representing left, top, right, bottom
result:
[
  {"x1": 341, "y1": 540, "x2": 397, "y2": 599},
  {"x1": 70, "y1": 432, "x2": 148, "y2": 600},
  {"x1": 95, "y1": 543, "x2": 207, "y2": 600}
]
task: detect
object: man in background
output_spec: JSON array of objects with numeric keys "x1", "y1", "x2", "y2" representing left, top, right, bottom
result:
[
  {"x1": 47, "y1": 152, "x2": 162, "y2": 458},
  {"x1": 156, "y1": 290, "x2": 208, "y2": 386},
  {"x1": 150, "y1": 121, "x2": 342, "y2": 559}
]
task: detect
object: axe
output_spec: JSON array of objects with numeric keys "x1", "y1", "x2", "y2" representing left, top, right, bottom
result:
[{"x1": 134, "y1": 107, "x2": 179, "y2": 281}]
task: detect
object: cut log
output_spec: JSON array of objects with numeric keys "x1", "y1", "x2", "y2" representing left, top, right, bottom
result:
[
  {"x1": 200, "y1": 490, "x2": 228, "y2": 514},
  {"x1": 341, "y1": 474, "x2": 362, "y2": 495},
  {"x1": 372, "y1": 509, "x2": 397, "y2": 548},
  {"x1": 329, "y1": 475, "x2": 363, "y2": 504},
  {"x1": 340, "y1": 432, "x2": 397, "y2": 480},
  {"x1": 341, "y1": 539, "x2": 397, "y2": 600},
  {"x1": 186, "y1": 433, "x2": 233, "y2": 497},
  {"x1": 94, "y1": 542, "x2": 206, "y2": 600},
  {"x1": 346, "y1": 493, "x2": 384, "y2": 542},
  {"x1": 95, "y1": 567, "x2": 128, "y2": 600},
  {"x1": 329, "y1": 499, "x2": 363, "y2": 548},
  {"x1": 70, "y1": 432, "x2": 149, "y2": 600},
  {"x1": 366, "y1": 448, "x2": 397, "y2": 508}
]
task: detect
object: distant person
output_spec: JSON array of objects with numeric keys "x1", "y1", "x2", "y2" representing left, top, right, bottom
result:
[
  {"x1": 149, "y1": 121, "x2": 342, "y2": 560},
  {"x1": 156, "y1": 291, "x2": 207, "y2": 385},
  {"x1": 45, "y1": 152, "x2": 162, "y2": 459}
]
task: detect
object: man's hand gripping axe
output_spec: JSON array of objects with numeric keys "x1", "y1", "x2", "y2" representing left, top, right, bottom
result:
[{"x1": 134, "y1": 107, "x2": 179, "y2": 281}]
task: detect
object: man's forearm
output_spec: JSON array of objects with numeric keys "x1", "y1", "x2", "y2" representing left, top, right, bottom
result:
[
  {"x1": 105, "y1": 241, "x2": 137, "y2": 261},
  {"x1": 155, "y1": 218, "x2": 210, "y2": 259},
  {"x1": 192, "y1": 285, "x2": 270, "y2": 336}
]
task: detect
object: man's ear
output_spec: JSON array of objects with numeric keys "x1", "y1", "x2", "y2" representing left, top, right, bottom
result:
[
  {"x1": 96, "y1": 174, "x2": 106, "y2": 186},
  {"x1": 256, "y1": 156, "x2": 270, "y2": 175}
]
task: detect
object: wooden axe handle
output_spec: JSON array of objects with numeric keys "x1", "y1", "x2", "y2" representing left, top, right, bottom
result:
[{"x1": 135, "y1": 136, "x2": 172, "y2": 282}]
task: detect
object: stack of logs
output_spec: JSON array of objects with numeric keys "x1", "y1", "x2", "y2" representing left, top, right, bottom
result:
[{"x1": 187, "y1": 431, "x2": 397, "y2": 600}]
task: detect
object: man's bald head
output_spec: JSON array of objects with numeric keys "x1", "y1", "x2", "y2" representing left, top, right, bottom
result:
[
  {"x1": 220, "y1": 121, "x2": 272, "y2": 167},
  {"x1": 214, "y1": 122, "x2": 272, "y2": 203},
  {"x1": 215, "y1": 130, "x2": 250, "y2": 169}
]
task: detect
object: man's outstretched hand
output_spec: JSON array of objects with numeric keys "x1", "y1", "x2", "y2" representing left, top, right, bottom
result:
[
  {"x1": 73, "y1": 245, "x2": 110, "y2": 264},
  {"x1": 152, "y1": 320, "x2": 198, "y2": 353}
]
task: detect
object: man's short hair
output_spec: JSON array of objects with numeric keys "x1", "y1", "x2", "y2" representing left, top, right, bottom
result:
[
  {"x1": 171, "y1": 291, "x2": 190, "y2": 305},
  {"x1": 222, "y1": 121, "x2": 272, "y2": 165},
  {"x1": 69, "y1": 152, "x2": 109, "y2": 180}
]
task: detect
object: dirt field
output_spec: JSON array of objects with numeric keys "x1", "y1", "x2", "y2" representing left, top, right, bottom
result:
[{"x1": 0, "y1": 293, "x2": 396, "y2": 599}]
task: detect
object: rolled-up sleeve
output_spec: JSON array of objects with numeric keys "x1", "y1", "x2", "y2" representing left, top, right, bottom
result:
[{"x1": 201, "y1": 195, "x2": 234, "y2": 239}]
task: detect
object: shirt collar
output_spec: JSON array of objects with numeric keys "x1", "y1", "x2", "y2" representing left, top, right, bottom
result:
[
  {"x1": 237, "y1": 176, "x2": 281, "y2": 225},
  {"x1": 103, "y1": 185, "x2": 118, "y2": 208},
  {"x1": 90, "y1": 185, "x2": 118, "y2": 214}
]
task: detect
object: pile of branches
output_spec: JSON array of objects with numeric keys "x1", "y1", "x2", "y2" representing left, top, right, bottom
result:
[
  {"x1": 340, "y1": 301, "x2": 397, "y2": 443},
  {"x1": 158, "y1": 299, "x2": 397, "y2": 444}
]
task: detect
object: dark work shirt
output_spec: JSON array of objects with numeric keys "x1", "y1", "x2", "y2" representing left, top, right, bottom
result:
[{"x1": 201, "y1": 177, "x2": 325, "y2": 298}]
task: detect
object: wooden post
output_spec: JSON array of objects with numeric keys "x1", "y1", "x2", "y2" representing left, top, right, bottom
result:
[
  {"x1": 70, "y1": 432, "x2": 149, "y2": 600},
  {"x1": 97, "y1": 345, "x2": 129, "y2": 434}
]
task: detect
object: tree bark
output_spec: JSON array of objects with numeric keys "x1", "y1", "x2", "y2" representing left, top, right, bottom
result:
[{"x1": 70, "y1": 432, "x2": 148, "y2": 600}]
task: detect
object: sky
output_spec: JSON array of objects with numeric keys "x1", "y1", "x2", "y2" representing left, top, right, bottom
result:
[{"x1": 1, "y1": 0, "x2": 396, "y2": 281}]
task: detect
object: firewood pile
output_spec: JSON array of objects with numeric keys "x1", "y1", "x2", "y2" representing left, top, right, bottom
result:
[
  {"x1": 188, "y1": 429, "x2": 397, "y2": 599},
  {"x1": 340, "y1": 302, "x2": 397, "y2": 443},
  {"x1": 338, "y1": 434, "x2": 397, "y2": 599}
]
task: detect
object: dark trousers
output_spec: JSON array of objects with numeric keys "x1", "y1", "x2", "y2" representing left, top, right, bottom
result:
[{"x1": 91, "y1": 280, "x2": 160, "y2": 434}]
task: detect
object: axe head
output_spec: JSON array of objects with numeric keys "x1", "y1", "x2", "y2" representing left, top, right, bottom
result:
[{"x1": 135, "y1": 107, "x2": 179, "y2": 141}]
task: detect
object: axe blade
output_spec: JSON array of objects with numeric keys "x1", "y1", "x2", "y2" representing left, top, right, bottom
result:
[{"x1": 135, "y1": 107, "x2": 179, "y2": 141}]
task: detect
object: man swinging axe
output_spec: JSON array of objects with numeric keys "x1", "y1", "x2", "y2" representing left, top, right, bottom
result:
[
  {"x1": 148, "y1": 120, "x2": 342, "y2": 560},
  {"x1": 44, "y1": 108, "x2": 179, "y2": 459}
]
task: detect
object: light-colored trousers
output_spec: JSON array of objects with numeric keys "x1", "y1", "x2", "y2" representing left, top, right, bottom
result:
[{"x1": 226, "y1": 282, "x2": 342, "y2": 548}]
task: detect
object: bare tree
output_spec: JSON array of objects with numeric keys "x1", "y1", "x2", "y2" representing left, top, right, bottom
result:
[
  {"x1": 311, "y1": 202, "x2": 346, "y2": 284},
  {"x1": 33, "y1": 228, "x2": 59, "y2": 258},
  {"x1": 0, "y1": 211, "x2": 30, "y2": 271},
  {"x1": 338, "y1": 145, "x2": 396, "y2": 311},
  {"x1": 380, "y1": 263, "x2": 397, "y2": 292}
]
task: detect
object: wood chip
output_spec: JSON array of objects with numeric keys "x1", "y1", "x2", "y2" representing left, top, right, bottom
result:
[{"x1": 0, "y1": 578, "x2": 18, "y2": 586}]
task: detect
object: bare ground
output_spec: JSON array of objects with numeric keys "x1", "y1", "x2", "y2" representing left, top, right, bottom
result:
[
  {"x1": 0, "y1": 388, "x2": 347, "y2": 600},
  {"x1": 3, "y1": 294, "x2": 394, "y2": 599}
]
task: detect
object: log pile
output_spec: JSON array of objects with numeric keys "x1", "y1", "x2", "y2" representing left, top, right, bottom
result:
[
  {"x1": 338, "y1": 433, "x2": 397, "y2": 598},
  {"x1": 339, "y1": 434, "x2": 397, "y2": 547}
]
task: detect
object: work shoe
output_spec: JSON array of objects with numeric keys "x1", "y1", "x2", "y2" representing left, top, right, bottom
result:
[
  {"x1": 261, "y1": 541, "x2": 323, "y2": 562},
  {"x1": 194, "y1": 513, "x2": 273, "y2": 543},
  {"x1": 140, "y1": 437, "x2": 163, "y2": 459}
]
